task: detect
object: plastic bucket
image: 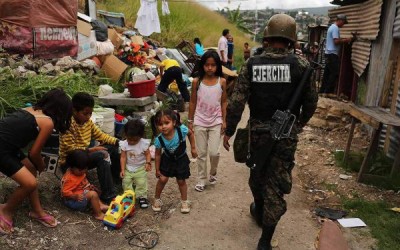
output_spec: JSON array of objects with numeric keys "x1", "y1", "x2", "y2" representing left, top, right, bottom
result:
[
  {"x1": 115, "y1": 121, "x2": 124, "y2": 138},
  {"x1": 92, "y1": 107, "x2": 115, "y2": 136}
]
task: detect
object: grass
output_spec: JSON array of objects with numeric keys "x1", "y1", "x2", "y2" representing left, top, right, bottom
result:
[
  {"x1": 97, "y1": 0, "x2": 259, "y2": 69},
  {"x1": 333, "y1": 150, "x2": 400, "y2": 191},
  {"x1": 343, "y1": 198, "x2": 400, "y2": 250},
  {"x1": 331, "y1": 150, "x2": 400, "y2": 249},
  {"x1": 0, "y1": 67, "x2": 112, "y2": 117}
]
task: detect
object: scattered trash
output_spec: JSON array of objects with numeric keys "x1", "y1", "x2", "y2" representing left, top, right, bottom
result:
[
  {"x1": 337, "y1": 218, "x2": 366, "y2": 228},
  {"x1": 339, "y1": 174, "x2": 352, "y2": 180},
  {"x1": 315, "y1": 207, "x2": 348, "y2": 220},
  {"x1": 390, "y1": 207, "x2": 400, "y2": 213},
  {"x1": 271, "y1": 239, "x2": 279, "y2": 248}
]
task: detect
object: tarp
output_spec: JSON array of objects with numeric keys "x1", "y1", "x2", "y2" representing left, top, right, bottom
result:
[
  {"x1": 0, "y1": 0, "x2": 77, "y2": 28},
  {"x1": 0, "y1": 0, "x2": 78, "y2": 59}
]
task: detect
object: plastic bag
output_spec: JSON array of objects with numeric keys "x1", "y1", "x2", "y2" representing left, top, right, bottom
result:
[{"x1": 91, "y1": 20, "x2": 108, "y2": 42}]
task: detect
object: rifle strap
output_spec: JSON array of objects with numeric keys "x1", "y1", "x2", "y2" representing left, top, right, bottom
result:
[{"x1": 247, "y1": 120, "x2": 251, "y2": 158}]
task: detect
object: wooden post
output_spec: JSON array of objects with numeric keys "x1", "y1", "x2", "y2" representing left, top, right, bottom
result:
[
  {"x1": 357, "y1": 124, "x2": 382, "y2": 183},
  {"x1": 344, "y1": 117, "x2": 356, "y2": 165},
  {"x1": 390, "y1": 143, "x2": 400, "y2": 177}
]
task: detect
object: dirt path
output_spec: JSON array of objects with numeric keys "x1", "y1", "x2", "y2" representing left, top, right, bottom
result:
[
  {"x1": 2, "y1": 102, "x2": 383, "y2": 250},
  {"x1": 156, "y1": 107, "x2": 318, "y2": 250}
]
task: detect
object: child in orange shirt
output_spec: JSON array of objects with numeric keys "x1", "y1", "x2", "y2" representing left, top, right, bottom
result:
[{"x1": 61, "y1": 150, "x2": 109, "y2": 220}]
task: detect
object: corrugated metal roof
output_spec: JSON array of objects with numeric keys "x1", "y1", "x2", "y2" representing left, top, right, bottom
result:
[
  {"x1": 330, "y1": 0, "x2": 368, "y2": 6},
  {"x1": 328, "y1": 0, "x2": 383, "y2": 76},
  {"x1": 394, "y1": 0, "x2": 400, "y2": 38}
]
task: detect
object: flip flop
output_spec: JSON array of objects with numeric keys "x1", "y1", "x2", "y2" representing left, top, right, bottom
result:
[
  {"x1": 28, "y1": 212, "x2": 58, "y2": 228},
  {"x1": 195, "y1": 184, "x2": 205, "y2": 192},
  {"x1": 0, "y1": 215, "x2": 13, "y2": 234}
]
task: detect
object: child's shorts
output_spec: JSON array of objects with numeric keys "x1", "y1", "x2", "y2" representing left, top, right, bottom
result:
[
  {"x1": 63, "y1": 197, "x2": 88, "y2": 211},
  {"x1": 160, "y1": 155, "x2": 190, "y2": 180},
  {"x1": 0, "y1": 146, "x2": 26, "y2": 177}
]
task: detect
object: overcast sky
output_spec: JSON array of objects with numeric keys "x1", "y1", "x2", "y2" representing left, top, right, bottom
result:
[{"x1": 197, "y1": 0, "x2": 335, "y2": 10}]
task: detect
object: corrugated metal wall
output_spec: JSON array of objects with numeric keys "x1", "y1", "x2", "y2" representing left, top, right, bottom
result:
[
  {"x1": 366, "y1": 0, "x2": 397, "y2": 106},
  {"x1": 394, "y1": 0, "x2": 400, "y2": 38},
  {"x1": 328, "y1": 0, "x2": 383, "y2": 77},
  {"x1": 387, "y1": 3, "x2": 400, "y2": 159}
]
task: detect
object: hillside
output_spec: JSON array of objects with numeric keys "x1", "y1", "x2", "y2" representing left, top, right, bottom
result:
[{"x1": 97, "y1": 0, "x2": 258, "y2": 67}]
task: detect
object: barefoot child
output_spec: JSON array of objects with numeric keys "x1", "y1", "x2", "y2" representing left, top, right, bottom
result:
[
  {"x1": 0, "y1": 88, "x2": 72, "y2": 234},
  {"x1": 188, "y1": 50, "x2": 227, "y2": 192},
  {"x1": 120, "y1": 119, "x2": 151, "y2": 209},
  {"x1": 61, "y1": 150, "x2": 108, "y2": 220},
  {"x1": 150, "y1": 110, "x2": 197, "y2": 213}
]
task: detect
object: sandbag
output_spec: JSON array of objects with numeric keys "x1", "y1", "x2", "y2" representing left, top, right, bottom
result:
[{"x1": 96, "y1": 39, "x2": 114, "y2": 55}]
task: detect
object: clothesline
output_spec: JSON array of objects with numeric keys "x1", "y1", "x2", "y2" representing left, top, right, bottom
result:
[{"x1": 135, "y1": 0, "x2": 247, "y2": 36}]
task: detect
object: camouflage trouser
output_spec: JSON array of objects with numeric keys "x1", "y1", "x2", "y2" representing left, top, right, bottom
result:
[{"x1": 248, "y1": 125, "x2": 298, "y2": 227}]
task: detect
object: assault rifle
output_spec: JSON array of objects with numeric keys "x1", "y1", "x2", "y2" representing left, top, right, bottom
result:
[{"x1": 247, "y1": 67, "x2": 313, "y2": 170}]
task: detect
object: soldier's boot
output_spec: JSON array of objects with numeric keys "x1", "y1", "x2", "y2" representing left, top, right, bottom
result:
[
  {"x1": 250, "y1": 199, "x2": 263, "y2": 227},
  {"x1": 257, "y1": 224, "x2": 277, "y2": 250}
]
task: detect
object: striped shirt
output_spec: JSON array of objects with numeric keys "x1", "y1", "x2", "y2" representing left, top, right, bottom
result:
[{"x1": 58, "y1": 117, "x2": 117, "y2": 166}]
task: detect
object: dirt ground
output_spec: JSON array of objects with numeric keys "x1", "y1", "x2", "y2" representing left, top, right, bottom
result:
[{"x1": 0, "y1": 104, "x2": 397, "y2": 249}]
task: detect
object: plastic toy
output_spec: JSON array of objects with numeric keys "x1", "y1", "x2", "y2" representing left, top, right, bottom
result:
[{"x1": 103, "y1": 190, "x2": 136, "y2": 229}]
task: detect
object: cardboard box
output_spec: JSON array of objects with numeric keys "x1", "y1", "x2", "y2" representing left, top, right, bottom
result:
[
  {"x1": 131, "y1": 35, "x2": 144, "y2": 46},
  {"x1": 108, "y1": 28, "x2": 124, "y2": 49},
  {"x1": 101, "y1": 54, "x2": 128, "y2": 81},
  {"x1": 222, "y1": 65, "x2": 238, "y2": 77},
  {"x1": 77, "y1": 19, "x2": 92, "y2": 37},
  {"x1": 77, "y1": 30, "x2": 97, "y2": 61}
]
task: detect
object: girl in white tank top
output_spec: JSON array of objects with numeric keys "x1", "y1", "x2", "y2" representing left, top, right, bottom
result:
[{"x1": 188, "y1": 50, "x2": 228, "y2": 192}]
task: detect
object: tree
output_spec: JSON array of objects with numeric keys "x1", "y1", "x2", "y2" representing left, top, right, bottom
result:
[{"x1": 224, "y1": 5, "x2": 253, "y2": 34}]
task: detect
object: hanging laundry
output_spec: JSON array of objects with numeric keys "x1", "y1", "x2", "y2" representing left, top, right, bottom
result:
[
  {"x1": 162, "y1": 0, "x2": 170, "y2": 16},
  {"x1": 134, "y1": 0, "x2": 161, "y2": 37}
]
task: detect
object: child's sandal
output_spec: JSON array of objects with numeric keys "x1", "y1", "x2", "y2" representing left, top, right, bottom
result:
[
  {"x1": 138, "y1": 197, "x2": 149, "y2": 209},
  {"x1": 195, "y1": 184, "x2": 205, "y2": 192}
]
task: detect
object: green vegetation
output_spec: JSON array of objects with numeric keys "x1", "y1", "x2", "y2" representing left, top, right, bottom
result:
[
  {"x1": 97, "y1": 0, "x2": 259, "y2": 69},
  {"x1": 0, "y1": 67, "x2": 113, "y2": 117},
  {"x1": 343, "y1": 198, "x2": 400, "y2": 250},
  {"x1": 331, "y1": 151, "x2": 400, "y2": 248},
  {"x1": 321, "y1": 182, "x2": 338, "y2": 192},
  {"x1": 334, "y1": 150, "x2": 400, "y2": 191},
  {"x1": 357, "y1": 75, "x2": 367, "y2": 105},
  {"x1": 223, "y1": 5, "x2": 253, "y2": 34}
]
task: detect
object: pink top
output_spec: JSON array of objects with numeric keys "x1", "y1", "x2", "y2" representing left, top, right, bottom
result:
[{"x1": 194, "y1": 77, "x2": 223, "y2": 127}]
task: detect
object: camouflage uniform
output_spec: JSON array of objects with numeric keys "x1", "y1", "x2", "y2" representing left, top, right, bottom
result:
[{"x1": 225, "y1": 47, "x2": 318, "y2": 227}]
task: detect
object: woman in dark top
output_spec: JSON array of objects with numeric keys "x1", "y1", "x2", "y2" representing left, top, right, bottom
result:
[
  {"x1": 227, "y1": 34, "x2": 234, "y2": 70},
  {"x1": 0, "y1": 88, "x2": 72, "y2": 234}
]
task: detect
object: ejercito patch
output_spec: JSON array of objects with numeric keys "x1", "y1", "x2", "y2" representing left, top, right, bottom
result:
[{"x1": 252, "y1": 64, "x2": 291, "y2": 83}]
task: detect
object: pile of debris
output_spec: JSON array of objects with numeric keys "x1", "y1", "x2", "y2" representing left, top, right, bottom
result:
[{"x1": 0, "y1": 53, "x2": 100, "y2": 78}]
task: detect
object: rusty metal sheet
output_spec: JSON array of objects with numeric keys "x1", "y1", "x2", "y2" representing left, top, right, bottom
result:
[
  {"x1": 329, "y1": 0, "x2": 382, "y2": 40},
  {"x1": 351, "y1": 40, "x2": 371, "y2": 76},
  {"x1": 328, "y1": 0, "x2": 383, "y2": 76}
]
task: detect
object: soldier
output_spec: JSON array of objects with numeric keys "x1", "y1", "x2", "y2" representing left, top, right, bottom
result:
[{"x1": 223, "y1": 14, "x2": 318, "y2": 250}]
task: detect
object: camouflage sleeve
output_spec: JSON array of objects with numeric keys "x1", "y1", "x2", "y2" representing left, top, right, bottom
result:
[
  {"x1": 225, "y1": 60, "x2": 251, "y2": 137},
  {"x1": 297, "y1": 56, "x2": 318, "y2": 126}
]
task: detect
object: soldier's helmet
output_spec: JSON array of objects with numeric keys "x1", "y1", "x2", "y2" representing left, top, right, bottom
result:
[{"x1": 264, "y1": 14, "x2": 297, "y2": 42}]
